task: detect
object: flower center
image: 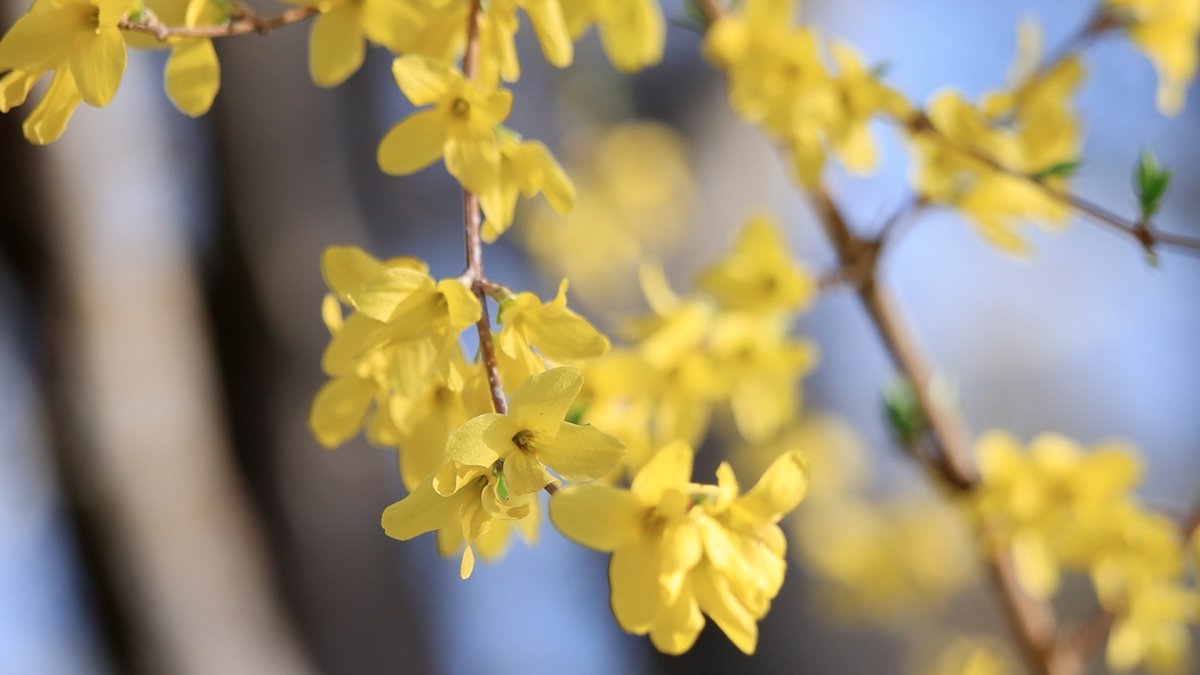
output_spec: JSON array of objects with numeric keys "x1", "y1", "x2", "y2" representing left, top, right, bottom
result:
[
  {"x1": 512, "y1": 429, "x2": 535, "y2": 452},
  {"x1": 451, "y1": 97, "x2": 471, "y2": 118}
]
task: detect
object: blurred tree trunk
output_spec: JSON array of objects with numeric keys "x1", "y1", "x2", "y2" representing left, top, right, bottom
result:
[{"x1": 30, "y1": 58, "x2": 315, "y2": 675}]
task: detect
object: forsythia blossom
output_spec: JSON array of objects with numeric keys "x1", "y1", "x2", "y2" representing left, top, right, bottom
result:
[
  {"x1": 550, "y1": 441, "x2": 809, "y2": 654},
  {"x1": 0, "y1": 0, "x2": 134, "y2": 143},
  {"x1": 1108, "y1": 0, "x2": 1200, "y2": 115},
  {"x1": 972, "y1": 431, "x2": 1199, "y2": 674}
]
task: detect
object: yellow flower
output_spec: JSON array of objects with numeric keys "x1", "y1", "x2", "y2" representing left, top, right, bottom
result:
[
  {"x1": 561, "y1": 0, "x2": 664, "y2": 73},
  {"x1": 1109, "y1": 0, "x2": 1200, "y2": 115},
  {"x1": 382, "y1": 460, "x2": 536, "y2": 578},
  {"x1": 913, "y1": 56, "x2": 1084, "y2": 255},
  {"x1": 1107, "y1": 582, "x2": 1199, "y2": 674},
  {"x1": 697, "y1": 214, "x2": 816, "y2": 314},
  {"x1": 480, "y1": 131, "x2": 575, "y2": 242},
  {"x1": 972, "y1": 430, "x2": 1141, "y2": 599},
  {"x1": 377, "y1": 54, "x2": 512, "y2": 197},
  {"x1": 281, "y1": 0, "x2": 419, "y2": 87},
  {"x1": 550, "y1": 442, "x2": 809, "y2": 654},
  {"x1": 494, "y1": 279, "x2": 609, "y2": 386},
  {"x1": 0, "y1": 0, "x2": 135, "y2": 143},
  {"x1": 442, "y1": 366, "x2": 624, "y2": 496}
]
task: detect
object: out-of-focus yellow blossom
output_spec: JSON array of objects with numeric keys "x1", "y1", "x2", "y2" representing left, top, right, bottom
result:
[
  {"x1": 561, "y1": 0, "x2": 664, "y2": 73},
  {"x1": 705, "y1": 0, "x2": 905, "y2": 183},
  {"x1": 378, "y1": 54, "x2": 511, "y2": 197},
  {"x1": 913, "y1": 43, "x2": 1084, "y2": 255},
  {"x1": 481, "y1": 131, "x2": 575, "y2": 241},
  {"x1": 1107, "y1": 582, "x2": 1199, "y2": 674},
  {"x1": 972, "y1": 431, "x2": 1141, "y2": 599},
  {"x1": 550, "y1": 442, "x2": 808, "y2": 654},
  {"x1": 126, "y1": 0, "x2": 222, "y2": 116},
  {"x1": 697, "y1": 214, "x2": 816, "y2": 314},
  {"x1": 494, "y1": 280, "x2": 609, "y2": 387},
  {"x1": 708, "y1": 313, "x2": 817, "y2": 443},
  {"x1": 476, "y1": 0, "x2": 573, "y2": 83},
  {"x1": 797, "y1": 494, "x2": 976, "y2": 618},
  {"x1": 1108, "y1": 0, "x2": 1200, "y2": 115},
  {"x1": 281, "y1": 0, "x2": 418, "y2": 87},
  {"x1": 926, "y1": 638, "x2": 1016, "y2": 675},
  {"x1": 522, "y1": 122, "x2": 693, "y2": 311},
  {"x1": 827, "y1": 41, "x2": 911, "y2": 173},
  {"x1": 442, "y1": 366, "x2": 623, "y2": 496},
  {"x1": 0, "y1": 0, "x2": 135, "y2": 143}
]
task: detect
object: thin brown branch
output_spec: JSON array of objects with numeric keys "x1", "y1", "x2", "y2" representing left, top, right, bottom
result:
[
  {"x1": 454, "y1": 0, "x2": 556, "y2": 497},
  {"x1": 118, "y1": 6, "x2": 315, "y2": 40}
]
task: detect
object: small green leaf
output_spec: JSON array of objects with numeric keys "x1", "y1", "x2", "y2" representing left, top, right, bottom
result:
[
  {"x1": 495, "y1": 471, "x2": 510, "y2": 502},
  {"x1": 565, "y1": 404, "x2": 587, "y2": 425},
  {"x1": 1135, "y1": 148, "x2": 1172, "y2": 221},
  {"x1": 883, "y1": 378, "x2": 927, "y2": 447},
  {"x1": 1031, "y1": 159, "x2": 1080, "y2": 182}
]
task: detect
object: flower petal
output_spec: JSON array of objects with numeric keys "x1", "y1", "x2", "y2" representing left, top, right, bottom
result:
[
  {"x1": 733, "y1": 450, "x2": 809, "y2": 525},
  {"x1": 445, "y1": 413, "x2": 507, "y2": 467},
  {"x1": 70, "y1": 25, "x2": 126, "y2": 107},
  {"x1": 164, "y1": 38, "x2": 220, "y2": 117},
  {"x1": 23, "y1": 67, "x2": 82, "y2": 145},
  {"x1": 631, "y1": 441, "x2": 693, "y2": 504},
  {"x1": 649, "y1": 577, "x2": 704, "y2": 655},
  {"x1": 391, "y1": 53, "x2": 457, "y2": 105},
  {"x1": 537, "y1": 422, "x2": 624, "y2": 483},
  {"x1": 381, "y1": 474, "x2": 467, "y2": 541},
  {"x1": 321, "y1": 246, "x2": 383, "y2": 302},
  {"x1": 507, "y1": 366, "x2": 582, "y2": 437},
  {"x1": 309, "y1": 5, "x2": 364, "y2": 87},
  {"x1": 436, "y1": 278, "x2": 482, "y2": 331},
  {"x1": 693, "y1": 565, "x2": 758, "y2": 654},
  {"x1": 309, "y1": 375, "x2": 374, "y2": 448},
  {"x1": 610, "y1": 532, "x2": 662, "y2": 633},
  {"x1": 549, "y1": 483, "x2": 644, "y2": 552},
  {"x1": 502, "y1": 449, "x2": 556, "y2": 496},
  {"x1": 377, "y1": 108, "x2": 448, "y2": 176}
]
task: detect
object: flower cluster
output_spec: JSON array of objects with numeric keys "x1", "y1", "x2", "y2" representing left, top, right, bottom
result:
[
  {"x1": 972, "y1": 431, "x2": 1199, "y2": 673},
  {"x1": 703, "y1": 0, "x2": 909, "y2": 184},
  {"x1": 572, "y1": 215, "x2": 819, "y2": 474},
  {"x1": 550, "y1": 441, "x2": 809, "y2": 654}
]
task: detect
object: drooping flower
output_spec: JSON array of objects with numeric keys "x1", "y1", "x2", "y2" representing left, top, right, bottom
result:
[
  {"x1": 561, "y1": 0, "x2": 665, "y2": 73},
  {"x1": 480, "y1": 130, "x2": 575, "y2": 241},
  {"x1": 550, "y1": 442, "x2": 808, "y2": 654},
  {"x1": 696, "y1": 215, "x2": 816, "y2": 314},
  {"x1": 0, "y1": 0, "x2": 135, "y2": 143},
  {"x1": 494, "y1": 279, "x2": 610, "y2": 387}
]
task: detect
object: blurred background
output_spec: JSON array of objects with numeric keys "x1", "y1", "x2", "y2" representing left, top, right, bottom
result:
[{"x1": 1, "y1": 0, "x2": 1198, "y2": 673}]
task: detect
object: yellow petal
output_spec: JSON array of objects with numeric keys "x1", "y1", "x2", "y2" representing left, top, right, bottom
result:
[
  {"x1": 502, "y1": 449, "x2": 556, "y2": 495},
  {"x1": 436, "y1": 278, "x2": 482, "y2": 330},
  {"x1": 523, "y1": 0, "x2": 573, "y2": 67},
  {"x1": 536, "y1": 422, "x2": 624, "y2": 482},
  {"x1": 444, "y1": 413, "x2": 506, "y2": 467},
  {"x1": 693, "y1": 565, "x2": 758, "y2": 654},
  {"x1": 631, "y1": 441, "x2": 693, "y2": 504},
  {"x1": 378, "y1": 107, "x2": 449, "y2": 176},
  {"x1": 321, "y1": 246, "x2": 383, "y2": 301},
  {"x1": 164, "y1": 39, "x2": 220, "y2": 117},
  {"x1": 733, "y1": 450, "x2": 809, "y2": 525},
  {"x1": 507, "y1": 366, "x2": 582, "y2": 437},
  {"x1": 445, "y1": 119, "x2": 502, "y2": 196},
  {"x1": 460, "y1": 544, "x2": 476, "y2": 579},
  {"x1": 320, "y1": 312, "x2": 383, "y2": 375},
  {"x1": 23, "y1": 67, "x2": 82, "y2": 145},
  {"x1": 347, "y1": 267, "x2": 433, "y2": 321},
  {"x1": 391, "y1": 53, "x2": 457, "y2": 105},
  {"x1": 0, "y1": 70, "x2": 37, "y2": 113},
  {"x1": 649, "y1": 577, "x2": 704, "y2": 655},
  {"x1": 549, "y1": 483, "x2": 644, "y2": 551},
  {"x1": 1010, "y1": 532, "x2": 1059, "y2": 600},
  {"x1": 70, "y1": 25, "x2": 126, "y2": 107},
  {"x1": 610, "y1": 531, "x2": 663, "y2": 633},
  {"x1": 380, "y1": 474, "x2": 466, "y2": 541},
  {"x1": 309, "y1": 375, "x2": 375, "y2": 448},
  {"x1": 0, "y1": 10, "x2": 75, "y2": 73},
  {"x1": 309, "y1": 5, "x2": 364, "y2": 87}
]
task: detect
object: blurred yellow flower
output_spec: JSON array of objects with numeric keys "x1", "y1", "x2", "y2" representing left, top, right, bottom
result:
[
  {"x1": 562, "y1": 0, "x2": 664, "y2": 73},
  {"x1": 1109, "y1": 0, "x2": 1200, "y2": 115}
]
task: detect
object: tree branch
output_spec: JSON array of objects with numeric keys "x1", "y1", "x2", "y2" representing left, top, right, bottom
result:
[{"x1": 118, "y1": 6, "x2": 316, "y2": 40}]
